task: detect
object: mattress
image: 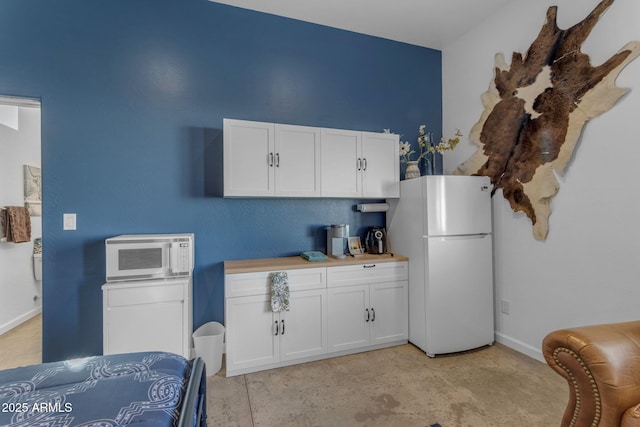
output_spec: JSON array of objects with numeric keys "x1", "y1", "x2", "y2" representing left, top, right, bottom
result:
[{"x1": 0, "y1": 351, "x2": 191, "y2": 427}]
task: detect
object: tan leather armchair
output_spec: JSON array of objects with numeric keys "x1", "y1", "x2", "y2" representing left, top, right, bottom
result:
[{"x1": 542, "y1": 321, "x2": 640, "y2": 427}]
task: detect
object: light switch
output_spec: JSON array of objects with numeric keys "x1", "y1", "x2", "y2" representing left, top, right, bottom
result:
[{"x1": 63, "y1": 213, "x2": 77, "y2": 230}]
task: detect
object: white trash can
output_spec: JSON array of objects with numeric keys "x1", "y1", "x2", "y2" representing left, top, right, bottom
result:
[{"x1": 192, "y1": 321, "x2": 225, "y2": 375}]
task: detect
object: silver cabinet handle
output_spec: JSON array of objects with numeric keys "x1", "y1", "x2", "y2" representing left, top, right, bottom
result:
[
  {"x1": 357, "y1": 158, "x2": 362, "y2": 171},
  {"x1": 362, "y1": 158, "x2": 367, "y2": 171},
  {"x1": 365, "y1": 308, "x2": 370, "y2": 322},
  {"x1": 371, "y1": 308, "x2": 375, "y2": 322},
  {"x1": 269, "y1": 152, "x2": 274, "y2": 167},
  {"x1": 363, "y1": 264, "x2": 376, "y2": 269},
  {"x1": 276, "y1": 153, "x2": 280, "y2": 167}
]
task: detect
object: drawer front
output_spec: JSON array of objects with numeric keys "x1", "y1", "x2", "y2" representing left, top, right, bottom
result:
[
  {"x1": 226, "y1": 267, "x2": 326, "y2": 298},
  {"x1": 327, "y1": 261, "x2": 408, "y2": 287},
  {"x1": 105, "y1": 284, "x2": 185, "y2": 307}
]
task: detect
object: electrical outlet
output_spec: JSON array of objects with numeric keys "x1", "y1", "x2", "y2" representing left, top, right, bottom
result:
[{"x1": 501, "y1": 299, "x2": 511, "y2": 315}]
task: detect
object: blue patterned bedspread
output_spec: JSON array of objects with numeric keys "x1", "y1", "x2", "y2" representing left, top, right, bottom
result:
[{"x1": 0, "y1": 351, "x2": 191, "y2": 427}]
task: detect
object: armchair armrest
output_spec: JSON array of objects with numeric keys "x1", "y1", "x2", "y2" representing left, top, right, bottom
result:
[
  {"x1": 623, "y1": 404, "x2": 640, "y2": 427},
  {"x1": 542, "y1": 321, "x2": 640, "y2": 427}
]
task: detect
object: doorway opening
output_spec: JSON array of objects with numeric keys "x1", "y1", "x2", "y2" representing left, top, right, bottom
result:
[{"x1": 0, "y1": 95, "x2": 42, "y2": 367}]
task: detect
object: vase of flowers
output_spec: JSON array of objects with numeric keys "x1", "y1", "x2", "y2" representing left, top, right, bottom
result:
[
  {"x1": 427, "y1": 126, "x2": 463, "y2": 174},
  {"x1": 404, "y1": 161, "x2": 421, "y2": 179},
  {"x1": 396, "y1": 124, "x2": 462, "y2": 178}
]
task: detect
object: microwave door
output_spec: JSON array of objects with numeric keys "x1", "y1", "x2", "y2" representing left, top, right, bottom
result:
[{"x1": 106, "y1": 242, "x2": 169, "y2": 281}]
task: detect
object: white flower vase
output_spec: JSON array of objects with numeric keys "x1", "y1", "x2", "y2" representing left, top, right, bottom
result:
[{"x1": 404, "y1": 161, "x2": 421, "y2": 180}]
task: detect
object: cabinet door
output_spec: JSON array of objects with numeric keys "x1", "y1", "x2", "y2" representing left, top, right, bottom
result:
[
  {"x1": 369, "y1": 281, "x2": 408, "y2": 345},
  {"x1": 105, "y1": 301, "x2": 185, "y2": 356},
  {"x1": 327, "y1": 284, "x2": 370, "y2": 353},
  {"x1": 280, "y1": 289, "x2": 327, "y2": 361},
  {"x1": 320, "y1": 128, "x2": 361, "y2": 197},
  {"x1": 225, "y1": 295, "x2": 278, "y2": 372},
  {"x1": 223, "y1": 119, "x2": 275, "y2": 196},
  {"x1": 361, "y1": 132, "x2": 399, "y2": 198},
  {"x1": 275, "y1": 124, "x2": 321, "y2": 197},
  {"x1": 103, "y1": 282, "x2": 188, "y2": 358}
]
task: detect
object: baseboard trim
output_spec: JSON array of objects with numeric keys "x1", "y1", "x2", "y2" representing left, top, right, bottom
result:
[
  {"x1": 495, "y1": 332, "x2": 544, "y2": 363},
  {"x1": 0, "y1": 307, "x2": 42, "y2": 336}
]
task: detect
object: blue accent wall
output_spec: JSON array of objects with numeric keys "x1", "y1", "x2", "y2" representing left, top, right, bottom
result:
[{"x1": 1, "y1": 0, "x2": 441, "y2": 361}]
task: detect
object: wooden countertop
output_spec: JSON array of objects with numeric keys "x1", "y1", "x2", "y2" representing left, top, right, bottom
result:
[{"x1": 224, "y1": 253, "x2": 408, "y2": 275}]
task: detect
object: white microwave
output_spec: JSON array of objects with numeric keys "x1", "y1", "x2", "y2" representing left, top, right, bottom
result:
[{"x1": 105, "y1": 233, "x2": 194, "y2": 282}]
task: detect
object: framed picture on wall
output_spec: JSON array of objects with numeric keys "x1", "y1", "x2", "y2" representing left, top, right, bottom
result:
[{"x1": 23, "y1": 165, "x2": 41, "y2": 216}]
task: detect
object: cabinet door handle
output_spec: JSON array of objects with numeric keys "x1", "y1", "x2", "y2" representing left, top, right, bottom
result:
[
  {"x1": 365, "y1": 308, "x2": 370, "y2": 322},
  {"x1": 276, "y1": 153, "x2": 280, "y2": 167},
  {"x1": 362, "y1": 158, "x2": 367, "y2": 171},
  {"x1": 274, "y1": 320, "x2": 279, "y2": 335},
  {"x1": 357, "y1": 158, "x2": 362, "y2": 171},
  {"x1": 269, "y1": 152, "x2": 274, "y2": 167},
  {"x1": 371, "y1": 308, "x2": 375, "y2": 322},
  {"x1": 281, "y1": 319, "x2": 285, "y2": 335},
  {"x1": 363, "y1": 264, "x2": 376, "y2": 269}
]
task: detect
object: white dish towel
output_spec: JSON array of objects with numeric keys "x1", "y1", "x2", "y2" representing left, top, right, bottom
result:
[{"x1": 270, "y1": 272, "x2": 290, "y2": 312}]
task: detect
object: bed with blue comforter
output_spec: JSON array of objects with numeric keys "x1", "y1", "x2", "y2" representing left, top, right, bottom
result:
[{"x1": 0, "y1": 351, "x2": 206, "y2": 427}]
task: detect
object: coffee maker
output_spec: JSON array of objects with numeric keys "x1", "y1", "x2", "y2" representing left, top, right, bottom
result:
[
  {"x1": 365, "y1": 227, "x2": 387, "y2": 254},
  {"x1": 327, "y1": 224, "x2": 349, "y2": 259}
]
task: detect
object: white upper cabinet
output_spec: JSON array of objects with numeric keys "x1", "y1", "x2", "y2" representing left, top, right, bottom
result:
[
  {"x1": 224, "y1": 119, "x2": 320, "y2": 197},
  {"x1": 224, "y1": 118, "x2": 399, "y2": 199},
  {"x1": 321, "y1": 129, "x2": 399, "y2": 198},
  {"x1": 320, "y1": 128, "x2": 362, "y2": 198},
  {"x1": 224, "y1": 119, "x2": 275, "y2": 197},
  {"x1": 361, "y1": 132, "x2": 400, "y2": 198},
  {"x1": 274, "y1": 124, "x2": 321, "y2": 197}
]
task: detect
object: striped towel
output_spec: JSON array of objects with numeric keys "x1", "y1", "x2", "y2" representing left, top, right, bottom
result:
[{"x1": 270, "y1": 272, "x2": 290, "y2": 312}]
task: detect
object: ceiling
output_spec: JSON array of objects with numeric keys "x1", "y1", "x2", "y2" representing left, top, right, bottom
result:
[{"x1": 208, "y1": 0, "x2": 512, "y2": 50}]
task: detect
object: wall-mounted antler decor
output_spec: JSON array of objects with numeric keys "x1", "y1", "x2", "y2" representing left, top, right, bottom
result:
[{"x1": 455, "y1": 0, "x2": 639, "y2": 240}]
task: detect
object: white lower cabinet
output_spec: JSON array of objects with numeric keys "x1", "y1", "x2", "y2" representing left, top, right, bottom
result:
[
  {"x1": 327, "y1": 264, "x2": 408, "y2": 353},
  {"x1": 102, "y1": 278, "x2": 192, "y2": 359},
  {"x1": 279, "y1": 289, "x2": 327, "y2": 361},
  {"x1": 225, "y1": 294, "x2": 279, "y2": 370},
  {"x1": 225, "y1": 289, "x2": 327, "y2": 374},
  {"x1": 224, "y1": 259, "x2": 408, "y2": 377},
  {"x1": 225, "y1": 268, "x2": 327, "y2": 376}
]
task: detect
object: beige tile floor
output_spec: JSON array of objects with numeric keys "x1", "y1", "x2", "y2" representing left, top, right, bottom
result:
[{"x1": 1, "y1": 317, "x2": 569, "y2": 426}]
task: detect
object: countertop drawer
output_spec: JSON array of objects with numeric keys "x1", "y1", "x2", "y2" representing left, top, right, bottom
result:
[
  {"x1": 226, "y1": 267, "x2": 326, "y2": 298},
  {"x1": 327, "y1": 261, "x2": 408, "y2": 287},
  {"x1": 104, "y1": 283, "x2": 185, "y2": 307}
]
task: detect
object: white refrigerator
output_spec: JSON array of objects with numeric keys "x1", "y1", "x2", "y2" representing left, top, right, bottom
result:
[{"x1": 386, "y1": 175, "x2": 494, "y2": 356}]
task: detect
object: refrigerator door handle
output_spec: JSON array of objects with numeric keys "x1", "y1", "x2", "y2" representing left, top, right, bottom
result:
[{"x1": 430, "y1": 233, "x2": 490, "y2": 239}]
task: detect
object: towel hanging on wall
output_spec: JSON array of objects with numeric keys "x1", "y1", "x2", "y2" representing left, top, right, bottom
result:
[
  {"x1": 1, "y1": 206, "x2": 31, "y2": 243},
  {"x1": 270, "y1": 272, "x2": 290, "y2": 313}
]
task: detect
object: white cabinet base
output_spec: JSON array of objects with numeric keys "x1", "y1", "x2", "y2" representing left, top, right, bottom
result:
[
  {"x1": 102, "y1": 278, "x2": 192, "y2": 359},
  {"x1": 225, "y1": 340, "x2": 407, "y2": 377},
  {"x1": 224, "y1": 257, "x2": 408, "y2": 377}
]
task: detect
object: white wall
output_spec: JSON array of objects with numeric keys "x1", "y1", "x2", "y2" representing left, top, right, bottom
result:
[
  {"x1": 442, "y1": 0, "x2": 640, "y2": 360},
  {"x1": 0, "y1": 106, "x2": 42, "y2": 334}
]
